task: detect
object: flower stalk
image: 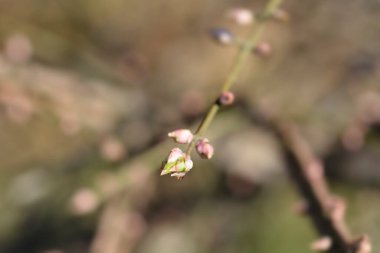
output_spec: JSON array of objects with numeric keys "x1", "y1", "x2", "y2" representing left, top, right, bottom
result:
[
  {"x1": 162, "y1": 0, "x2": 284, "y2": 178},
  {"x1": 185, "y1": 0, "x2": 283, "y2": 156}
]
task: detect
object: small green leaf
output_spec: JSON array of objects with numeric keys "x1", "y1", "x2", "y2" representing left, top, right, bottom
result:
[{"x1": 161, "y1": 161, "x2": 176, "y2": 175}]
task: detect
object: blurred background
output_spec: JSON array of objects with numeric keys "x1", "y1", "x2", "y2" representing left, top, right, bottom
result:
[{"x1": 0, "y1": 0, "x2": 380, "y2": 252}]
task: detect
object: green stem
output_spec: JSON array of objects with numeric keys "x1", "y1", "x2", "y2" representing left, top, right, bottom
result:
[{"x1": 186, "y1": 0, "x2": 283, "y2": 156}]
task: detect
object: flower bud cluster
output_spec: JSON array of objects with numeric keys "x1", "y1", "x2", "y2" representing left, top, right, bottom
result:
[
  {"x1": 162, "y1": 5, "x2": 288, "y2": 180},
  {"x1": 161, "y1": 129, "x2": 215, "y2": 179},
  {"x1": 161, "y1": 148, "x2": 193, "y2": 179}
]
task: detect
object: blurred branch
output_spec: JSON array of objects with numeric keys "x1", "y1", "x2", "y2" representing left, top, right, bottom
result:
[
  {"x1": 277, "y1": 122, "x2": 354, "y2": 253},
  {"x1": 243, "y1": 104, "x2": 371, "y2": 253},
  {"x1": 63, "y1": 0, "x2": 373, "y2": 251}
]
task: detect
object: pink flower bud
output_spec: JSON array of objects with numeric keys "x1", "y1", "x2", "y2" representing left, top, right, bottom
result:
[
  {"x1": 184, "y1": 155, "x2": 193, "y2": 171},
  {"x1": 168, "y1": 129, "x2": 193, "y2": 144},
  {"x1": 310, "y1": 237, "x2": 332, "y2": 251},
  {"x1": 196, "y1": 138, "x2": 214, "y2": 159},
  {"x1": 69, "y1": 188, "x2": 99, "y2": 215},
  {"x1": 5, "y1": 33, "x2": 33, "y2": 64},
  {"x1": 161, "y1": 148, "x2": 194, "y2": 179},
  {"x1": 217, "y1": 91, "x2": 235, "y2": 106},
  {"x1": 99, "y1": 136, "x2": 126, "y2": 162},
  {"x1": 227, "y1": 8, "x2": 254, "y2": 26},
  {"x1": 253, "y1": 42, "x2": 271, "y2": 57},
  {"x1": 167, "y1": 147, "x2": 184, "y2": 163}
]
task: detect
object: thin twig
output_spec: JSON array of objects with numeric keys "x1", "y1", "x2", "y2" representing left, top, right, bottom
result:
[{"x1": 185, "y1": 0, "x2": 283, "y2": 155}]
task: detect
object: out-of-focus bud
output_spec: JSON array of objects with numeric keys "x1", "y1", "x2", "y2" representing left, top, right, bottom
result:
[
  {"x1": 327, "y1": 196, "x2": 346, "y2": 222},
  {"x1": 4, "y1": 33, "x2": 33, "y2": 64},
  {"x1": 208, "y1": 28, "x2": 234, "y2": 45},
  {"x1": 3, "y1": 92, "x2": 34, "y2": 124},
  {"x1": 69, "y1": 188, "x2": 99, "y2": 215},
  {"x1": 310, "y1": 237, "x2": 332, "y2": 251},
  {"x1": 184, "y1": 156, "x2": 194, "y2": 170},
  {"x1": 217, "y1": 91, "x2": 235, "y2": 106},
  {"x1": 59, "y1": 112, "x2": 81, "y2": 136},
  {"x1": 168, "y1": 129, "x2": 193, "y2": 144},
  {"x1": 253, "y1": 42, "x2": 272, "y2": 57},
  {"x1": 272, "y1": 9, "x2": 290, "y2": 22},
  {"x1": 99, "y1": 136, "x2": 126, "y2": 162},
  {"x1": 353, "y1": 235, "x2": 371, "y2": 253},
  {"x1": 196, "y1": 138, "x2": 214, "y2": 159},
  {"x1": 161, "y1": 148, "x2": 193, "y2": 179},
  {"x1": 227, "y1": 8, "x2": 254, "y2": 26}
]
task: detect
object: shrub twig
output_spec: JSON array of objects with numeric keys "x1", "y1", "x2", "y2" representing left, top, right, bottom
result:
[
  {"x1": 185, "y1": 0, "x2": 283, "y2": 156},
  {"x1": 243, "y1": 103, "x2": 371, "y2": 253}
]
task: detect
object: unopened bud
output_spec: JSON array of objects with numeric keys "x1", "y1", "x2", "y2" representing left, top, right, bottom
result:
[
  {"x1": 353, "y1": 235, "x2": 371, "y2": 253},
  {"x1": 168, "y1": 129, "x2": 193, "y2": 144},
  {"x1": 161, "y1": 148, "x2": 193, "y2": 179},
  {"x1": 310, "y1": 237, "x2": 332, "y2": 251},
  {"x1": 253, "y1": 42, "x2": 271, "y2": 57},
  {"x1": 99, "y1": 136, "x2": 126, "y2": 162},
  {"x1": 196, "y1": 138, "x2": 214, "y2": 159},
  {"x1": 69, "y1": 188, "x2": 99, "y2": 215},
  {"x1": 217, "y1": 91, "x2": 235, "y2": 106},
  {"x1": 272, "y1": 9, "x2": 290, "y2": 22},
  {"x1": 208, "y1": 28, "x2": 234, "y2": 45},
  {"x1": 167, "y1": 147, "x2": 184, "y2": 163},
  {"x1": 4, "y1": 33, "x2": 33, "y2": 64},
  {"x1": 227, "y1": 8, "x2": 254, "y2": 26}
]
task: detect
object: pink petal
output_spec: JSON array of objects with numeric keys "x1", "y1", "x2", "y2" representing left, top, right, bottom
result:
[
  {"x1": 167, "y1": 148, "x2": 184, "y2": 163},
  {"x1": 184, "y1": 156, "x2": 193, "y2": 171}
]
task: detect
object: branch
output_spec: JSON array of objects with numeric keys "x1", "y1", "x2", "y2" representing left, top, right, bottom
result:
[
  {"x1": 184, "y1": 0, "x2": 284, "y2": 156},
  {"x1": 243, "y1": 104, "x2": 371, "y2": 253},
  {"x1": 277, "y1": 121, "x2": 352, "y2": 253}
]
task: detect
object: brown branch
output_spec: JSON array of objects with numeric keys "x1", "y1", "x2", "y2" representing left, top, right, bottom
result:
[
  {"x1": 242, "y1": 104, "x2": 371, "y2": 253},
  {"x1": 277, "y1": 122, "x2": 352, "y2": 253}
]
